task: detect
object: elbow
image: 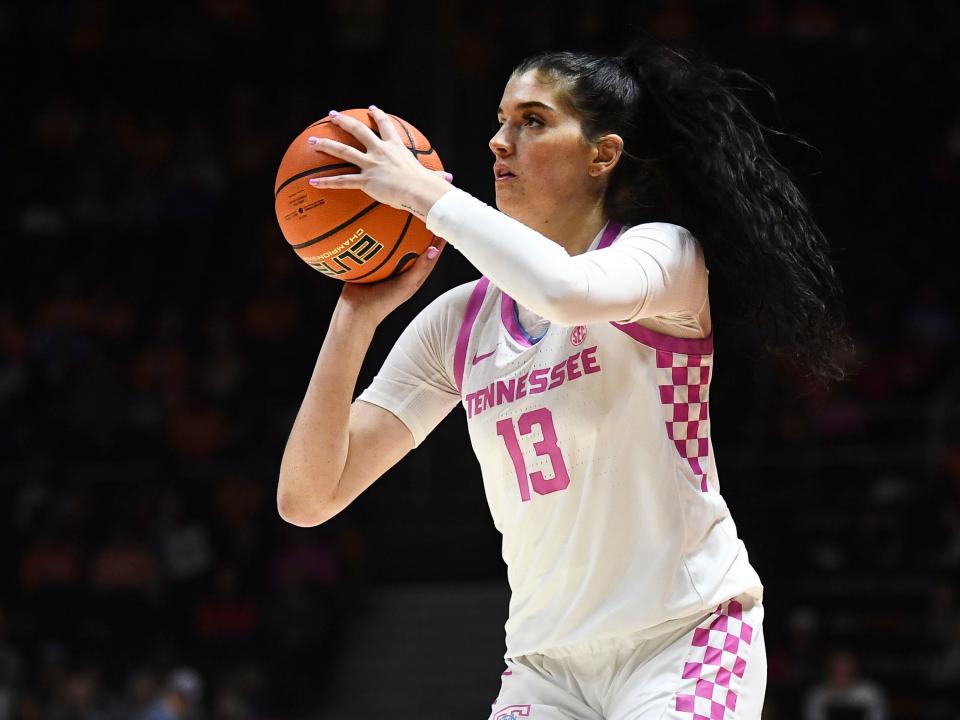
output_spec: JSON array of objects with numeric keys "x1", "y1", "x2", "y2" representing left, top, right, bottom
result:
[
  {"x1": 277, "y1": 502, "x2": 324, "y2": 528},
  {"x1": 276, "y1": 480, "x2": 337, "y2": 527}
]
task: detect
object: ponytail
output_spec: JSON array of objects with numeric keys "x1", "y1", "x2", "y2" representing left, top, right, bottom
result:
[{"x1": 513, "y1": 41, "x2": 851, "y2": 381}]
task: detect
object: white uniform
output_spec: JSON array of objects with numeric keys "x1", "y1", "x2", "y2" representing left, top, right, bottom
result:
[{"x1": 356, "y1": 189, "x2": 765, "y2": 718}]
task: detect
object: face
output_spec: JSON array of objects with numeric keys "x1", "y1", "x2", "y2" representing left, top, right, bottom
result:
[{"x1": 490, "y1": 70, "x2": 600, "y2": 225}]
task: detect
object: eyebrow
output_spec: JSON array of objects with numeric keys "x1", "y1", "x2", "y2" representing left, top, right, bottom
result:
[{"x1": 497, "y1": 101, "x2": 557, "y2": 114}]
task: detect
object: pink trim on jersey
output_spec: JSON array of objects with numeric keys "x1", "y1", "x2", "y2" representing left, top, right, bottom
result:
[
  {"x1": 674, "y1": 600, "x2": 754, "y2": 720},
  {"x1": 454, "y1": 277, "x2": 490, "y2": 393},
  {"x1": 600, "y1": 220, "x2": 714, "y2": 356},
  {"x1": 610, "y1": 322, "x2": 714, "y2": 355},
  {"x1": 596, "y1": 220, "x2": 624, "y2": 249},
  {"x1": 500, "y1": 293, "x2": 534, "y2": 348}
]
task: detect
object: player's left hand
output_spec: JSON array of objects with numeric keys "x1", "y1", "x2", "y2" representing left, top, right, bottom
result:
[{"x1": 306, "y1": 106, "x2": 453, "y2": 220}]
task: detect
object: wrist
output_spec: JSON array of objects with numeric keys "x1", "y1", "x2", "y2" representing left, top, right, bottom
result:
[
  {"x1": 401, "y1": 173, "x2": 454, "y2": 221},
  {"x1": 333, "y1": 295, "x2": 382, "y2": 331}
]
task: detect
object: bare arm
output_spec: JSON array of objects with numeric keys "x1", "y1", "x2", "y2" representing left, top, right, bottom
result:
[
  {"x1": 277, "y1": 238, "x2": 446, "y2": 527},
  {"x1": 277, "y1": 303, "x2": 415, "y2": 526}
]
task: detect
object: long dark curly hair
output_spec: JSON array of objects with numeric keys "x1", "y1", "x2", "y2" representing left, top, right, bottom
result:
[{"x1": 513, "y1": 41, "x2": 850, "y2": 381}]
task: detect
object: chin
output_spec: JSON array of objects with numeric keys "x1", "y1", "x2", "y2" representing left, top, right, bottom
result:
[
  {"x1": 494, "y1": 202, "x2": 525, "y2": 223},
  {"x1": 494, "y1": 189, "x2": 525, "y2": 221}
]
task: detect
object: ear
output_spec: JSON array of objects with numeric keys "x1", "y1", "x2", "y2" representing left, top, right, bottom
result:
[{"x1": 588, "y1": 134, "x2": 624, "y2": 178}]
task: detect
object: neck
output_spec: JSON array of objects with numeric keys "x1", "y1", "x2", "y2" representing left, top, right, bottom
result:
[{"x1": 524, "y1": 194, "x2": 608, "y2": 256}]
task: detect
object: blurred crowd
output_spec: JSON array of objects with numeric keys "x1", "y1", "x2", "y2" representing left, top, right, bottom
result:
[{"x1": 3, "y1": 0, "x2": 960, "y2": 718}]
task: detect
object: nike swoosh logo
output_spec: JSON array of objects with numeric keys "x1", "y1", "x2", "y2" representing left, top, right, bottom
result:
[{"x1": 472, "y1": 348, "x2": 497, "y2": 365}]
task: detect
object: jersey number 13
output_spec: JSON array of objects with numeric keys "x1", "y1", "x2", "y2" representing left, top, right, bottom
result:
[{"x1": 495, "y1": 408, "x2": 571, "y2": 502}]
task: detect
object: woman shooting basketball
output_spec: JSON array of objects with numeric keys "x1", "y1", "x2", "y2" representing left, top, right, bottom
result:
[{"x1": 278, "y1": 40, "x2": 848, "y2": 719}]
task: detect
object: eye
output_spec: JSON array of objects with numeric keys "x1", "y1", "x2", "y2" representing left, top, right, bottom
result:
[{"x1": 522, "y1": 114, "x2": 544, "y2": 127}]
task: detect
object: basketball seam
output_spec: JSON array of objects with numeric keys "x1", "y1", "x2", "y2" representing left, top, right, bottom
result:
[
  {"x1": 290, "y1": 201, "x2": 381, "y2": 250},
  {"x1": 387, "y1": 251, "x2": 419, "y2": 278},
  {"x1": 280, "y1": 115, "x2": 437, "y2": 272},
  {"x1": 394, "y1": 116, "x2": 437, "y2": 158},
  {"x1": 275, "y1": 163, "x2": 355, "y2": 198},
  {"x1": 277, "y1": 117, "x2": 435, "y2": 199},
  {"x1": 348, "y1": 212, "x2": 415, "y2": 281},
  {"x1": 303, "y1": 116, "x2": 431, "y2": 154}
]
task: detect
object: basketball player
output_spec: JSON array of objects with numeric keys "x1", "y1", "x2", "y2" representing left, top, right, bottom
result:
[{"x1": 279, "y1": 41, "x2": 848, "y2": 719}]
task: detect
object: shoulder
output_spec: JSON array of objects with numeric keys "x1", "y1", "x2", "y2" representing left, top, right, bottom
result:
[
  {"x1": 608, "y1": 223, "x2": 710, "y2": 322},
  {"x1": 617, "y1": 222, "x2": 699, "y2": 249},
  {"x1": 614, "y1": 222, "x2": 705, "y2": 270}
]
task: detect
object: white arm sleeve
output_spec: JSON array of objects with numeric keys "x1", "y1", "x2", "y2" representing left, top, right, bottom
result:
[
  {"x1": 426, "y1": 188, "x2": 708, "y2": 326},
  {"x1": 355, "y1": 283, "x2": 469, "y2": 447}
]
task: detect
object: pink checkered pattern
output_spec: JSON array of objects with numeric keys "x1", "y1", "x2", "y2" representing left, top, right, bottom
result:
[
  {"x1": 672, "y1": 600, "x2": 754, "y2": 720},
  {"x1": 655, "y1": 349, "x2": 712, "y2": 492}
]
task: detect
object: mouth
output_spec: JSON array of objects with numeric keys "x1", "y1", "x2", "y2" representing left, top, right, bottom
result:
[{"x1": 494, "y1": 165, "x2": 517, "y2": 182}]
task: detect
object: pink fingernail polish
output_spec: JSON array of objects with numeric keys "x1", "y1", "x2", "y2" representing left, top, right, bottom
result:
[
  {"x1": 309, "y1": 178, "x2": 321, "y2": 186},
  {"x1": 444, "y1": 172, "x2": 454, "y2": 182},
  {"x1": 426, "y1": 247, "x2": 439, "y2": 259},
  {"x1": 368, "y1": 104, "x2": 377, "y2": 111},
  {"x1": 307, "y1": 136, "x2": 319, "y2": 145},
  {"x1": 328, "y1": 110, "x2": 339, "y2": 117}
]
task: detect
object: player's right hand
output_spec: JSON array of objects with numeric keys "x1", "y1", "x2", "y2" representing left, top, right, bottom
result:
[{"x1": 338, "y1": 236, "x2": 446, "y2": 326}]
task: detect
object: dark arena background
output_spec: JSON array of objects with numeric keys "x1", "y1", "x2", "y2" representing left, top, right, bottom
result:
[{"x1": 3, "y1": 2, "x2": 959, "y2": 719}]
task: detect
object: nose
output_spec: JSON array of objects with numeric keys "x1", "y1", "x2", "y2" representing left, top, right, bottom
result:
[{"x1": 489, "y1": 124, "x2": 512, "y2": 157}]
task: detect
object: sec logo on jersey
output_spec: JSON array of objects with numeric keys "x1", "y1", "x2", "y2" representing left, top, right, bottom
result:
[{"x1": 570, "y1": 325, "x2": 587, "y2": 346}]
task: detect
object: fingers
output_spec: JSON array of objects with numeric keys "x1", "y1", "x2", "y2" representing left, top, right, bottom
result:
[
  {"x1": 308, "y1": 137, "x2": 369, "y2": 167},
  {"x1": 308, "y1": 172, "x2": 363, "y2": 190},
  {"x1": 367, "y1": 105, "x2": 405, "y2": 145},
  {"x1": 408, "y1": 240, "x2": 444, "y2": 286},
  {"x1": 326, "y1": 110, "x2": 381, "y2": 150},
  {"x1": 408, "y1": 237, "x2": 446, "y2": 276}
]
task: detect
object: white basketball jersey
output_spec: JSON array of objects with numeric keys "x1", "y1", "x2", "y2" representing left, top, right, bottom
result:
[{"x1": 360, "y1": 223, "x2": 763, "y2": 659}]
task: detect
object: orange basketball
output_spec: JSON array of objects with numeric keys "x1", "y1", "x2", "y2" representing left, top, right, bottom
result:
[{"x1": 274, "y1": 109, "x2": 444, "y2": 283}]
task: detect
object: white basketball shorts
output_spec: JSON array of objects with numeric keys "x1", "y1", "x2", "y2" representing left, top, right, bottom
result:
[{"x1": 487, "y1": 595, "x2": 765, "y2": 720}]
